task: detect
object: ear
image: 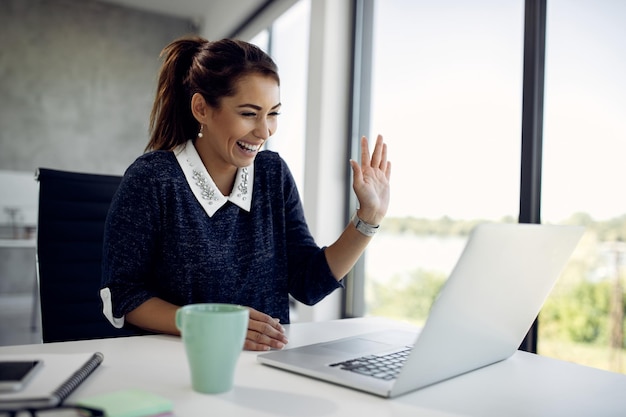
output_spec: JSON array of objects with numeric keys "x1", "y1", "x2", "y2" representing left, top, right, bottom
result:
[{"x1": 191, "y1": 93, "x2": 211, "y2": 124}]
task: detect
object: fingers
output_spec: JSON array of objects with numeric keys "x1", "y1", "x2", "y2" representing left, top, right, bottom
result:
[
  {"x1": 244, "y1": 307, "x2": 288, "y2": 351},
  {"x1": 375, "y1": 135, "x2": 389, "y2": 175},
  {"x1": 351, "y1": 134, "x2": 390, "y2": 186},
  {"x1": 360, "y1": 135, "x2": 388, "y2": 172},
  {"x1": 349, "y1": 159, "x2": 362, "y2": 183},
  {"x1": 360, "y1": 136, "x2": 371, "y2": 167},
  {"x1": 351, "y1": 134, "x2": 391, "y2": 225},
  {"x1": 367, "y1": 135, "x2": 384, "y2": 169}
]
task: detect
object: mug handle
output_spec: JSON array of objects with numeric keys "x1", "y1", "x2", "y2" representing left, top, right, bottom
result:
[{"x1": 175, "y1": 307, "x2": 183, "y2": 331}]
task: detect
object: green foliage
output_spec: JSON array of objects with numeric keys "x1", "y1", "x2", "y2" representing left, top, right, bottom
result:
[
  {"x1": 375, "y1": 214, "x2": 626, "y2": 353},
  {"x1": 381, "y1": 212, "x2": 626, "y2": 241},
  {"x1": 541, "y1": 281, "x2": 613, "y2": 344},
  {"x1": 380, "y1": 215, "x2": 516, "y2": 237},
  {"x1": 366, "y1": 269, "x2": 447, "y2": 324},
  {"x1": 551, "y1": 212, "x2": 626, "y2": 242}
]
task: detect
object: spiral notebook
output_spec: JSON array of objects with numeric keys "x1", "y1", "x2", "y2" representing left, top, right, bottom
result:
[{"x1": 0, "y1": 352, "x2": 104, "y2": 410}]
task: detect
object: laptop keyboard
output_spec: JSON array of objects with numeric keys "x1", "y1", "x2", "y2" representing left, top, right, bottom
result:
[{"x1": 329, "y1": 347, "x2": 412, "y2": 381}]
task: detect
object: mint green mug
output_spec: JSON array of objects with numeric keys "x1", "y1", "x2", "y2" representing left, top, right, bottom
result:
[{"x1": 175, "y1": 303, "x2": 249, "y2": 394}]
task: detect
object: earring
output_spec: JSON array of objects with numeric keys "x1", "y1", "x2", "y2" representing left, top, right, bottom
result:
[{"x1": 197, "y1": 124, "x2": 204, "y2": 138}]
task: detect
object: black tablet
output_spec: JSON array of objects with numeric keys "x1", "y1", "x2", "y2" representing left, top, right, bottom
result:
[{"x1": 0, "y1": 360, "x2": 43, "y2": 392}]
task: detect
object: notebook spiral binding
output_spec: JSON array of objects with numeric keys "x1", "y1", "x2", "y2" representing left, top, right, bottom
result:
[{"x1": 51, "y1": 352, "x2": 104, "y2": 404}]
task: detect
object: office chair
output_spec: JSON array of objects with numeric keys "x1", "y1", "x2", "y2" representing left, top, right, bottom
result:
[{"x1": 35, "y1": 168, "x2": 143, "y2": 342}]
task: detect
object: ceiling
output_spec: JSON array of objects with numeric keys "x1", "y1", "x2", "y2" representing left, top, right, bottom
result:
[{"x1": 98, "y1": 0, "x2": 265, "y2": 31}]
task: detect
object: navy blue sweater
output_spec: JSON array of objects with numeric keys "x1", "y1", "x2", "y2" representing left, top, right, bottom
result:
[{"x1": 101, "y1": 150, "x2": 342, "y2": 324}]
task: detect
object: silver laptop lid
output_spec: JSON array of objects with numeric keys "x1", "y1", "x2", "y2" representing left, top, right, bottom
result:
[
  {"x1": 391, "y1": 222, "x2": 584, "y2": 397},
  {"x1": 258, "y1": 223, "x2": 584, "y2": 398}
]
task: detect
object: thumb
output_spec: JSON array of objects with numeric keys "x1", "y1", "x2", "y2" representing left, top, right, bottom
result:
[{"x1": 350, "y1": 159, "x2": 362, "y2": 183}]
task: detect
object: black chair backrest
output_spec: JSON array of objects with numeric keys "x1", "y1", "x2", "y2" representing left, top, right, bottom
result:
[{"x1": 36, "y1": 168, "x2": 140, "y2": 342}]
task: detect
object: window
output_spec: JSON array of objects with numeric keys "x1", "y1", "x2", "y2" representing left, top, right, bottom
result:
[
  {"x1": 250, "y1": 0, "x2": 311, "y2": 322},
  {"x1": 251, "y1": 0, "x2": 311, "y2": 197},
  {"x1": 539, "y1": 0, "x2": 626, "y2": 373},
  {"x1": 364, "y1": 0, "x2": 524, "y2": 326}
]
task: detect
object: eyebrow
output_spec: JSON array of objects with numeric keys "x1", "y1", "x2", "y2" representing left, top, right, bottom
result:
[{"x1": 237, "y1": 103, "x2": 282, "y2": 111}]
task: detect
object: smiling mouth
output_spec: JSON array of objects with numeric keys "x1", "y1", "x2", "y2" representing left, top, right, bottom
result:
[{"x1": 237, "y1": 141, "x2": 262, "y2": 153}]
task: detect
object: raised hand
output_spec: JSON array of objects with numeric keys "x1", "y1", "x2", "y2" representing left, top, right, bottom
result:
[{"x1": 349, "y1": 135, "x2": 391, "y2": 225}]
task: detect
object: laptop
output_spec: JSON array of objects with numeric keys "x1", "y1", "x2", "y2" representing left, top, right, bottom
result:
[{"x1": 257, "y1": 222, "x2": 585, "y2": 398}]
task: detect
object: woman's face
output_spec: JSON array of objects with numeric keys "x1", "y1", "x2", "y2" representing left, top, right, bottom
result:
[{"x1": 202, "y1": 73, "x2": 281, "y2": 169}]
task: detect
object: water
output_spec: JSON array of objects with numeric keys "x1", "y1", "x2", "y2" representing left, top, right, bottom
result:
[{"x1": 365, "y1": 233, "x2": 467, "y2": 283}]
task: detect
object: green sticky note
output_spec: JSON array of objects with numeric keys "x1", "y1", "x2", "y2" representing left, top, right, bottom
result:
[{"x1": 75, "y1": 389, "x2": 173, "y2": 417}]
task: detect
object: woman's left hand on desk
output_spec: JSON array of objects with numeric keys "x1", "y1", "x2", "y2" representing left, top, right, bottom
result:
[{"x1": 244, "y1": 307, "x2": 288, "y2": 351}]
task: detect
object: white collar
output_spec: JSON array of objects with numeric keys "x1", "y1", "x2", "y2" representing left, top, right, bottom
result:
[{"x1": 175, "y1": 140, "x2": 253, "y2": 217}]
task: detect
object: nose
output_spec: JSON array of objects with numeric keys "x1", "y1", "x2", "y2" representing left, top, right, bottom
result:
[{"x1": 253, "y1": 118, "x2": 274, "y2": 140}]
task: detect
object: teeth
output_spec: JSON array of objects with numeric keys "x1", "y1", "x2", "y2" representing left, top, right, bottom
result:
[{"x1": 238, "y1": 141, "x2": 259, "y2": 152}]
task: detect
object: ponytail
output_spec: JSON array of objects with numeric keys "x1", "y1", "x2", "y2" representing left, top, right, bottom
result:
[
  {"x1": 147, "y1": 37, "x2": 203, "y2": 151},
  {"x1": 146, "y1": 36, "x2": 279, "y2": 152}
]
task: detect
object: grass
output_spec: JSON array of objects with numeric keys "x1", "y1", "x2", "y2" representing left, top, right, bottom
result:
[
  {"x1": 538, "y1": 338, "x2": 626, "y2": 374},
  {"x1": 367, "y1": 310, "x2": 626, "y2": 375}
]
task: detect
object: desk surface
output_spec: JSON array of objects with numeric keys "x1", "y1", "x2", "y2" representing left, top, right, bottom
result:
[
  {"x1": 0, "y1": 239, "x2": 36, "y2": 248},
  {"x1": 1, "y1": 317, "x2": 625, "y2": 417}
]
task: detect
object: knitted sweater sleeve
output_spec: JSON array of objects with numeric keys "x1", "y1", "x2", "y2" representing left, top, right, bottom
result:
[
  {"x1": 101, "y1": 155, "x2": 163, "y2": 319},
  {"x1": 276, "y1": 157, "x2": 344, "y2": 305}
]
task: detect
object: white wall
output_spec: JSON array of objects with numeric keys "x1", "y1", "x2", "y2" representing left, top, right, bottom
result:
[
  {"x1": 0, "y1": 0, "x2": 194, "y2": 176},
  {"x1": 296, "y1": 0, "x2": 354, "y2": 322}
]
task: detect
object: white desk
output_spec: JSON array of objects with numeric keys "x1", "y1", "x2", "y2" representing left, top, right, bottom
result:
[{"x1": 1, "y1": 317, "x2": 625, "y2": 416}]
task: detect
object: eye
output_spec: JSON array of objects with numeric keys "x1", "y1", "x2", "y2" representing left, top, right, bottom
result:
[
  {"x1": 241, "y1": 112, "x2": 257, "y2": 117},
  {"x1": 269, "y1": 111, "x2": 281, "y2": 117}
]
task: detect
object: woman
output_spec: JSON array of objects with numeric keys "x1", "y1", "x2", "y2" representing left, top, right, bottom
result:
[{"x1": 100, "y1": 36, "x2": 390, "y2": 351}]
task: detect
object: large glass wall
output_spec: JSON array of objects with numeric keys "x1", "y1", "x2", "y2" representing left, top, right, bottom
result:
[
  {"x1": 363, "y1": 0, "x2": 626, "y2": 374},
  {"x1": 250, "y1": 0, "x2": 311, "y2": 322},
  {"x1": 252, "y1": 0, "x2": 626, "y2": 372},
  {"x1": 251, "y1": 0, "x2": 311, "y2": 197},
  {"x1": 540, "y1": 0, "x2": 626, "y2": 373},
  {"x1": 365, "y1": 0, "x2": 524, "y2": 326}
]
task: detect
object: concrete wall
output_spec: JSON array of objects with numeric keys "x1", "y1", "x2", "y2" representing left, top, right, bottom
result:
[
  {"x1": 0, "y1": 0, "x2": 196, "y2": 176},
  {"x1": 0, "y1": 0, "x2": 195, "y2": 293}
]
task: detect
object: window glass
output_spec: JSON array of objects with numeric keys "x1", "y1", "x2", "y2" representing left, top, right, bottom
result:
[
  {"x1": 366, "y1": 0, "x2": 524, "y2": 326},
  {"x1": 540, "y1": 0, "x2": 626, "y2": 373},
  {"x1": 250, "y1": 30, "x2": 270, "y2": 52},
  {"x1": 262, "y1": 0, "x2": 311, "y2": 196},
  {"x1": 249, "y1": 1, "x2": 311, "y2": 322}
]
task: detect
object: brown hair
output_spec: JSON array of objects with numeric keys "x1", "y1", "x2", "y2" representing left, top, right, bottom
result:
[{"x1": 146, "y1": 36, "x2": 280, "y2": 151}]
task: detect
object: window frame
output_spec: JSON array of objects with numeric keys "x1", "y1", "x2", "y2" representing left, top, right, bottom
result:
[
  {"x1": 237, "y1": 0, "x2": 550, "y2": 349},
  {"x1": 347, "y1": 0, "x2": 548, "y2": 353}
]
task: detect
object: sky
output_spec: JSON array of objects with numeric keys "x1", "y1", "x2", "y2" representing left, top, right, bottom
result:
[{"x1": 368, "y1": 0, "x2": 626, "y2": 222}]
